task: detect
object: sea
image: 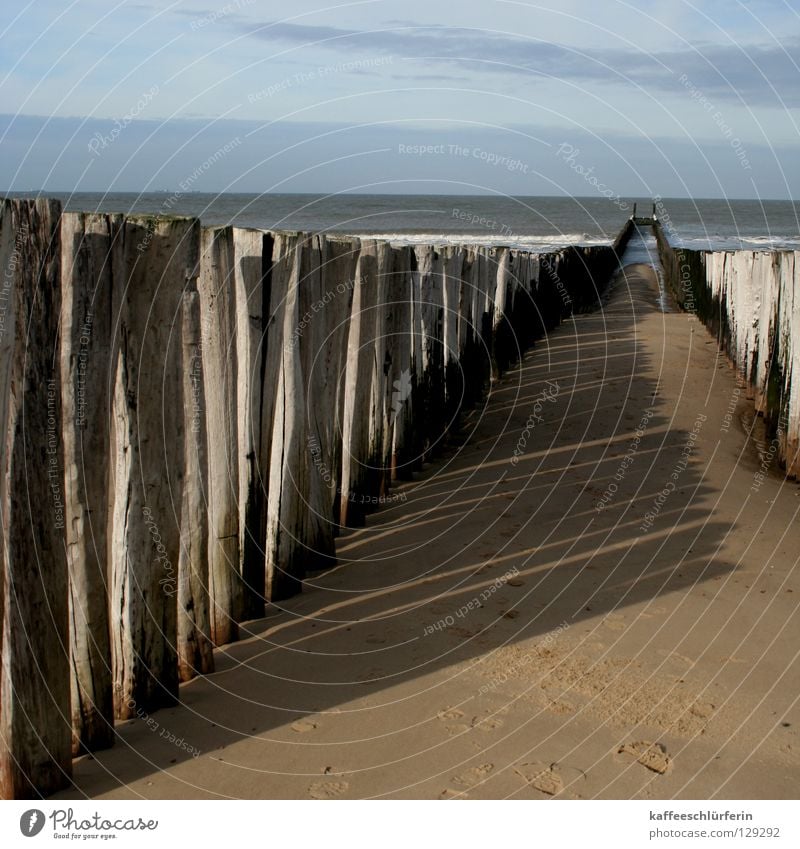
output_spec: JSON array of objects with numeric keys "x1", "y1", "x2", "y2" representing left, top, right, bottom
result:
[{"x1": 6, "y1": 192, "x2": 799, "y2": 252}]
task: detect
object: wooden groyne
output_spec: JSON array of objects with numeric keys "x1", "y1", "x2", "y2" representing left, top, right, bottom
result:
[
  {"x1": 654, "y1": 217, "x2": 800, "y2": 477},
  {"x1": 0, "y1": 198, "x2": 631, "y2": 798}
]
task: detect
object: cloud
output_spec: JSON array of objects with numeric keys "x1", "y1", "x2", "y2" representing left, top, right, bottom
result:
[{"x1": 226, "y1": 19, "x2": 800, "y2": 106}]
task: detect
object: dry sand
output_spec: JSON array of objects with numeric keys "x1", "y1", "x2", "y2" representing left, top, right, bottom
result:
[{"x1": 55, "y1": 261, "x2": 800, "y2": 800}]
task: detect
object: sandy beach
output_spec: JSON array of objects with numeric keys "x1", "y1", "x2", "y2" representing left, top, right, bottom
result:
[{"x1": 52, "y1": 258, "x2": 800, "y2": 801}]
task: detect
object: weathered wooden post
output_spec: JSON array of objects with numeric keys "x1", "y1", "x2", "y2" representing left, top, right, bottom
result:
[
  {"x1": 233, "y1": 228, "x2": 267, "y2": 618},
  {"x1": 197, "y1": 227, "x2": 242, "y2": 644},
  {"x1": 339, "y1": 240, "x2": 379, "y2": 525},
  {"x1": 0, "y1": 198, "x2": 72, "y2": 798},
  {"x1": 109, "y1": 216, "x2": 196, "y2": 718},
  {"x1": 177, "y1": 288, "x2": 214, "y2": 681},
  {"x1": 60, "y1": 212, "x2": 118, "y2": 754},
  {"x1": 264, "y1": 235, "x2": 310, "y2": 598}
]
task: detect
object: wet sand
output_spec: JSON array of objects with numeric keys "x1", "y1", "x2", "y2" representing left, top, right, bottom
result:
[{"x1": 56, "y1": 261, "x2": 800, "y2": 800}]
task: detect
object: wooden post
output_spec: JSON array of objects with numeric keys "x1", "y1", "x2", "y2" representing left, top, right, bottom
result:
[
  {"x1": 339, "y1": 240, "x2": 378, "y2": 525},
  {"x1": 0, "y1": 198, "x2": 71, "y2": 798},
  {"x1": 60, "y1": 212, "x2": 117, "y2": 754},
  {"x1": 197, "y1": 226, "x2": 242, "y2": 644},
  {"x1": 265, "y1": 236, "x2": 307, "y2": 598},
  {"x1": 177, "y1": 289, "x2": 214, "y2": 682},
  {"x1": 387, "y1": 246, "x2": 414, "y2": 480},
  {"x1": 109, "y1": 216, "x2": 196, "y2": 718},
  {"x1": 233, "y1": 228, "x2": 267, "y2": 618}
]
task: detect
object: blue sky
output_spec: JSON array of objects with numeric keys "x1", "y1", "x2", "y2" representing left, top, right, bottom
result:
[{"x1": 1, "y1": 0, "x2": 799, "y2": 197}]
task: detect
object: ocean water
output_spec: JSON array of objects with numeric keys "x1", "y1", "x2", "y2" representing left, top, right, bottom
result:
[{"x1": 6, "y1": 192, "x2": 799, "y2": 251}]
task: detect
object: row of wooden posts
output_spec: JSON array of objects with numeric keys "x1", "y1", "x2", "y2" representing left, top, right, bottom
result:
[
  {"x1": 653, "y1": 220, "x2": 800, "y2": 476},
  {"x1": 0, "y1": 198, "x2": 623, "y2": 798}
]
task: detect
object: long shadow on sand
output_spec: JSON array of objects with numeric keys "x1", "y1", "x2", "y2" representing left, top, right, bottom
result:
[{"x1": 55, "y1": 261, "x2": 743, "y2": 799}]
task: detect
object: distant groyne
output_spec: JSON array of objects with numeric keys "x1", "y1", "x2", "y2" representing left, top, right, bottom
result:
[{"x1": 0, "y1": 198, "x2": 630, "y2": 798}]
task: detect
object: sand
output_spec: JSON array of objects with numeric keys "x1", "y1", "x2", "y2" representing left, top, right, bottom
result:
[{"x1": 54, "y1": 261, "x2": 800, "y2": 800}]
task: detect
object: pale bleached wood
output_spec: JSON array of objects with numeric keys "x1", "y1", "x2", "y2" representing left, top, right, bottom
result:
[
  {"x1": 177, "y1": 289, "x2": 214, "y2": 682},
  {"x1": 362, "y1": 241, "x2": 392, "y2": 499},
  {"x1": 233, "y1": 228, "x2": 267, "y2": 617},
  {"x1": 109, "y1": 216, "x2": 197, "y2": 718},
  {"x1": 265, "y1": 235, "x2": 307, "y2": 598},
  {"x1": 197, "y1": 226, "x2": 241, "y2": 644},
  {"x1": 60, "y1": 212, "x2": 117, "y2": 754},
  {"x1": 387, "y1": 246, "x2": 414, "y2": 480},
  {"x1": 339, "y1": 240, "x2": 379, "y2": 525}
]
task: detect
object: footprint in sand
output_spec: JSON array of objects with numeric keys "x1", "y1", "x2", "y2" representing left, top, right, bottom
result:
[
  {"x1": 514, "y1": 762, "x2": 564, "y2": 796},
  {"x1": 547, "y1": 699, "x2": 575, "y2": 715},
  {"x1": 308, "y1": 780, "x2": 349, "y2": 799},
  {"x1": 291, "y1": 718, "x2": 319, "y2": 733},
  {"x1": 445, "y1": 723, "x2": 471, "y2": 736},
  {"x1": 451, "y1": 763, "x2": 494, "y2": 788},
  {"x1": 439, "y1": 788, "x2": 468, "y2": 799},
  {"x1": 361, "y1": 668, "x2": 385, "y2": 682},
  {"x1": 690, "y1": 702, "x2": 715, "y2": 719},
  {"x1": 472, "y1": 715, "x2": 504, "y2": 732},
  {"x1": 618, "y1": 741, "x2": 671, "y2": 774},
  {"x1": 437, "y1": 707, "x2": 466, "y2": 722},
  {"x1": 656, "y1": 649, "x2": 696, "y2": 665}
]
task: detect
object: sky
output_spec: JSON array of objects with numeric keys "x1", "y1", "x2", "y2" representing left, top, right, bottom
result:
[{"x1": 1, "y1": 0, "x2": 799, "y2": 197}]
